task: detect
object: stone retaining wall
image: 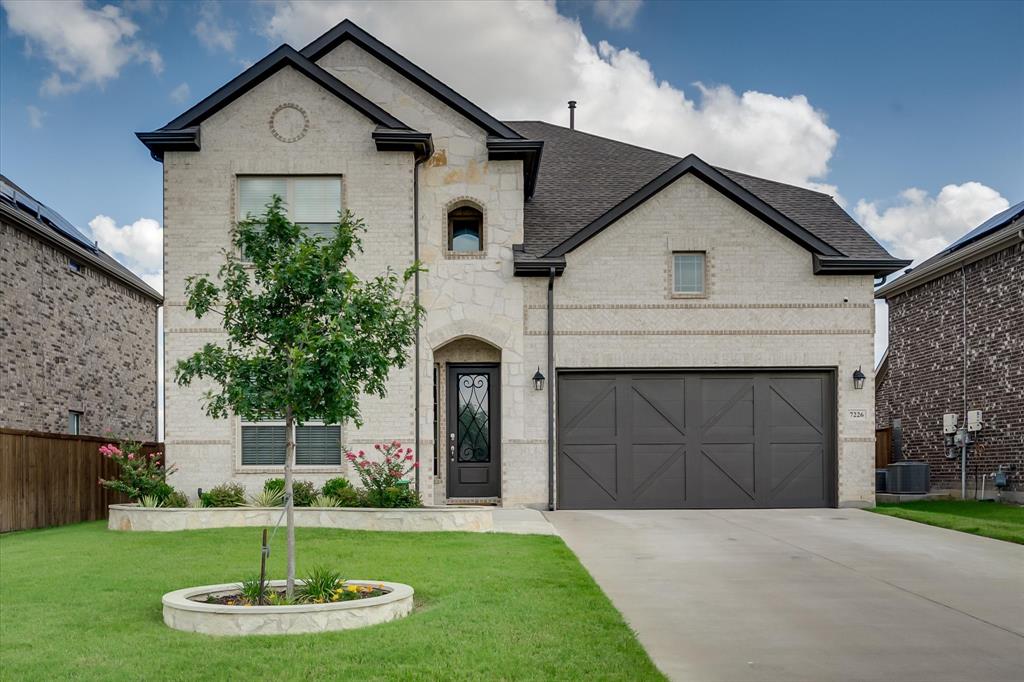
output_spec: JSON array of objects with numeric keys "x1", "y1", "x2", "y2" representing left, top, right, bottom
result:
[{"x1": 108, "y1": 504, "x2": 492, "y2": 532}]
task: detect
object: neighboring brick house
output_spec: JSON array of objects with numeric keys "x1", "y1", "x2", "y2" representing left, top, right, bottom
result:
[
  {"x1": 876, "y1": 202, "x2": 1024, "y2": 499},
  {"x1": 140, "y1": 20, "x2": 908, "y2": 509},
  {"x1": 0, "y1": 175, "x2": 162, "y2": 441}
]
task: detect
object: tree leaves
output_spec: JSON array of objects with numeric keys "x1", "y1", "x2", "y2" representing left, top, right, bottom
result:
[{"x1": 174, "y1": 197, "x2": 424, "y2": 427}]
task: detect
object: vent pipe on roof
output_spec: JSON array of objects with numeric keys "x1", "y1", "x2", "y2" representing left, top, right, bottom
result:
[{"x1": 568, "y1": 100, "x2": 577, "y2": 130}]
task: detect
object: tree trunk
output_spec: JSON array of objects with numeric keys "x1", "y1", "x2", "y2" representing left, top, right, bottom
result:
[{"x1": 284, "y1": 405, "x2": 296, "y2": 599}]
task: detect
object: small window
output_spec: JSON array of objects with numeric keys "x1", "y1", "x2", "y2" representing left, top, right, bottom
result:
[
  {"x1": 448, "y1": 206, "x2": 482, "y2": 252},
  {"x1": 237, "y1": 176, "x2": 342, "y2": 255},
  {"x1": 68, "y1": 259, "x2": 83, "y2": 274},
  {"x1": 673, "y1": 252, "x2": 705, "y2": 295},
  {"x1": 240, "y1": 420, "x2": 342, "y2": 466},
  {"x1": 68, "y1": 410, "x2": 82, "y2": 435}
]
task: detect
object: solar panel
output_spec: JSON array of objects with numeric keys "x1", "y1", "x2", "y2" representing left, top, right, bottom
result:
[
  {"x1": 0, "y1": 177, "x2": 97, "y2": 252},
  {"x1": 944, "y1": 200, "x2": 1024, "y2": 254}
]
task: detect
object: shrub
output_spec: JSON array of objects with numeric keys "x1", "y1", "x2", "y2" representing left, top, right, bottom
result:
[
  {"x1": 163, "y1": 489, "x2": 190, "y2": 508},
  {"x1": 322, "y1": 477, "x2": 351, "y2": 499},
  {"x1": 311, "y1": 494, "x2": 342, "y2": 508},
  {"x1": 297, "y1": 566, "x2": 343, "y2": 604},
  {"x1": 346, "y1": 442, "x2": 420, "y2": 508},
  {"x1": 263, "y1": 478, "x2": 319, "y2": 507},
  {"x1": 138, "y1": 495, "x2": 163, "y2": 508},
  {"x1": 97, "y1": 439, "x2": 177, "y2": 502},
  {"x1": 335, "y1": 486, "x2": 366, "y2": 507},
  {"x1": 201, "y1": 482, "x2": 246, "y2": 507},
  {"x1": 246, "y1": 487, "x2": 284, "y2": 507}
]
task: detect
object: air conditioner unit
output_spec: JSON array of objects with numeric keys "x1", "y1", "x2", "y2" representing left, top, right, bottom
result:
[
  {"x1": 875, "y1": 469, "x2": 888, "y2": 493},
  {"x1": 886, "y1": 462, "x2": 929, "y2": 494}
]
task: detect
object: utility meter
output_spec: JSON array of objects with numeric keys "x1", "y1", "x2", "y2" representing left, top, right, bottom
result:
[
  {"x1": 967, "y1": 410, "x2": 984, "y2": 432},
  {"x1": 943, "y1": 413, "x2": 959, "y2": 435}
]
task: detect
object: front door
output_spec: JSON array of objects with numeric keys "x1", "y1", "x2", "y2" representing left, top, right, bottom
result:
[{"x1": 446, "y1": 364, "x2": 501, "y2": 498}]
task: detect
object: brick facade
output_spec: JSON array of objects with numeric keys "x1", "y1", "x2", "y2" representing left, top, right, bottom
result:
[
  {"x1": 160, "y1": 38, "x2": 883, "y2": 507},
  {"x1": 877, "y1": 241, "x2": 1023, "y2": 494},
  {"x1": 0, "y1": 221, "x2": 159, "y2": 441}
]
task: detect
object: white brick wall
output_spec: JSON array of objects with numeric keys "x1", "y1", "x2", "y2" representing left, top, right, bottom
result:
[{"x1": 162, "y1": 47, "x2": 876, "y2": 508}]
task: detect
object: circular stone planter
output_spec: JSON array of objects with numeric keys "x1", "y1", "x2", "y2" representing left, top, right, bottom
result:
[
  {"x1": 163, "y1": 580, "x2": 414, "y2": 636},
  {"x1": 109, "y1": 504, "x2": 492, "y2": 533}
]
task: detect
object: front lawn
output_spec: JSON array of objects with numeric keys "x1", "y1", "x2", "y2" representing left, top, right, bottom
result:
[
  {"x1": 0, "y1": 523, "x2": 662, "y2": 681},
  {"x1": 870, "y1": 500, "x2": 1024, "y2": 544}
]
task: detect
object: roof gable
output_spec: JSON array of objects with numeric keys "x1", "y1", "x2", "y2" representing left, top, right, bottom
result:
[
  {"x1": 508, "y1": 121, "x2": 909, "y2": 277},
  {"x1": 300, "y1": 20, "x2": 522, "y2": 140},
  {"x1": 138, "y1": 44, "x2": 432, "y2": 161}
]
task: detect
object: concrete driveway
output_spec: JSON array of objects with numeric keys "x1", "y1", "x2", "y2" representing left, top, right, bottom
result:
[{"x1": 547, "y1": 508, "x2": 1024, "y2": 682}]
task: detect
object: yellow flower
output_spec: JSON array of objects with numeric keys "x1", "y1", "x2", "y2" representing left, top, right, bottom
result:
[{"x1": 346, "y1": 585, "x2": 358, "y2": 593}]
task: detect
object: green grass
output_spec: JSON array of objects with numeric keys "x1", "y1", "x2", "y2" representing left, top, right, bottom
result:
[
  {"x1": 870, "y1": 500, "x2": 1024, "y2": 544},
  {"x1": 0, "y1": 523, "x2": 661, "y2": 681}
]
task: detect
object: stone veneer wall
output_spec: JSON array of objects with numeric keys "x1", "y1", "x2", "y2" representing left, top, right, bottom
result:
[
  {"x1": 0, "y1": 221, "x2": 158, "y2": 440},
  {"x1": 876, "y1": 241, "x2": 1023, "y2": 494}
]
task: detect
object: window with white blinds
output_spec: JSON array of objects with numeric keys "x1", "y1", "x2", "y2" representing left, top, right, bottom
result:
[
  {"x1": 240, "y1": 421, "x2": 342, "y2": 466},
  {"x1": 237, "y1": 176, "x2": 341, "y2": 243},
  {"x1": 672, "y1": 252, "x2": 706, "y2": 295}
]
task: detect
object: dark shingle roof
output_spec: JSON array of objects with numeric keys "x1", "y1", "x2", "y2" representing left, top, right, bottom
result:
[{"x1": 506, "y1": 120, "x2": 897, "y2": 263}]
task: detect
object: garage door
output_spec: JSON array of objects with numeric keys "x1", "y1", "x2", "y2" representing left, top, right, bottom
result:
[{"x1": 557, "y1": 371, "x2": 834, "y2": 509}]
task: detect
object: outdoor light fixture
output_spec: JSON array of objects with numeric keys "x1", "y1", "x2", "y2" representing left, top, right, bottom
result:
[
  {"x1": 533, "y1": 367, "x2": 545, "y2": 391},
  {"x1": 852, "y1": 366, "x2": 866, "y2": 390}
]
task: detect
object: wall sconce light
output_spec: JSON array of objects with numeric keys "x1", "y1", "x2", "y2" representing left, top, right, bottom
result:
[
  {"x1": 852, "y1": 366, "x2": 866, "y2": 390},
  {"x1": 533, "y1": 367, "x2": 545, "y2": 391}
]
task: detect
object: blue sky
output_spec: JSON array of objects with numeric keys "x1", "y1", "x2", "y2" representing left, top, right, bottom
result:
[{"x1": 2, "y1": 0, "x2": 1022, "y2": 358}]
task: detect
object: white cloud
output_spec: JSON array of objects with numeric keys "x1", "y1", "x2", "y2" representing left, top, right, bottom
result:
[
  {"x1": 170, "y1": 82, "x2": 191, "y2": 104},
  {"x1": 2, "y1": 0, "x2": 162, "y2": 95},
  {"x1": 593, "y1": 0, "x2": 643, "y2": 29},
  {"x1": 26, "y1": 105, "x2": 46, "y2": 129},
  {"x1": 264, "y1": 0, "x2": 839, "y2": 190},
  {"x1": 856, "y1": 183, "x2": 1010, "y2": 264},
  {"x1": 193, "y1": 0, "x2": 236, "y2": 53},
  {"x1": 88, "y1": 214, "x2": 163, "y2": 292}
]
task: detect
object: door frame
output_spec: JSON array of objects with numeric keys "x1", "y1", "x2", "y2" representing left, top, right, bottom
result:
[
  {"x1": 445, "y1": 363, "x2": 502, "y2": 499},
  {"x1": 555, "y1": 367, "x2": 838, "y2": 509}
]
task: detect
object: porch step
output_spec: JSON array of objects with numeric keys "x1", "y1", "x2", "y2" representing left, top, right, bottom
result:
[{"x1": 446, "y1": 497, "x2": 501, "y2": 506}]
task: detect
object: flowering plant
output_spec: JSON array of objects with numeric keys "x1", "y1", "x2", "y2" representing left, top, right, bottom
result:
[
  {"x1": 97, "y1": 438, "x2": 178, "y2": 502},
  {"x1": 345, "y1": 441, "x2": 420, "y2": 508}
]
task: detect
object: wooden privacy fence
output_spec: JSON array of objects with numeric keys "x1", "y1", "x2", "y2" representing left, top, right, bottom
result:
[
  {"x1": 875, "y1": 427, "x2": 892, "y2": 469},
  {"x1": 0, "y1": 428, "x2": 162, "y2": 533}
]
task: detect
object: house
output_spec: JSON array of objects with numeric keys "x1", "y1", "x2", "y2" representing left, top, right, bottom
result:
[
  {"x1": 140, "y1": 20, "x2": 908, "y2": 509},
  {"x1": 876, "y1": 201, "x2": 1023, "y2": 500},
  {"x1": 0, "y1": 175, "x2": 162, "y2": 441}
]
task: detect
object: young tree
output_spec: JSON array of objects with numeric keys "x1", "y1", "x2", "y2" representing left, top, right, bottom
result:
[{"x1": 175, "y1": 197, "x2": 422, "y2": 597}]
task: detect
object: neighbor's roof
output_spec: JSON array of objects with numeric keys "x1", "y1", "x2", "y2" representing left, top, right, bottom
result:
[
  {"x1": 876, "y1": 199, "x2": 1024, "y2": 299},
  {"x1": 507, "y1": 121, "x2": 905, "y2": 275},
  {"x1": 0, "y1": 174, "x2": 162, "y2": 303}
]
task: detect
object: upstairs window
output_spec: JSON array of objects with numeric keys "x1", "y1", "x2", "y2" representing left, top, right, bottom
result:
[
  {"x1": 237, "y1": 176, "x2": 342, "y2": 244},
  {"x1": 672, "y1": 252, "x2": 706, "y2": 295},
  {"x1": 448, "y1": 205, "x2": 483, "y2": 252}
]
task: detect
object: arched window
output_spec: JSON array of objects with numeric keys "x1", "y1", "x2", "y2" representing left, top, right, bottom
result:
[{"x1": 448, "y1": 205, "x2": 483, "y2": 252}]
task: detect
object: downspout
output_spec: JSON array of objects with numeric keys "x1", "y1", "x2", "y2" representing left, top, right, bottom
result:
[
  {"x1": 961, "y1": 263, "x2": 968, "y2": 499},
  {"x1": 413, "y1": 160, "x2": 423, "y2": 494},
  {"x1": 547, "y1": 267, "x2": 556, "y2": 511}
]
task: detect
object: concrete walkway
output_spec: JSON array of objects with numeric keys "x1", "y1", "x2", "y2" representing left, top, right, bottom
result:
[
  {"x1": 490, "y1": 508, "x2": 559, "y2": 535},
  {"x1": 547, "y1": 508, "x2": 1024, "y2": 682}
]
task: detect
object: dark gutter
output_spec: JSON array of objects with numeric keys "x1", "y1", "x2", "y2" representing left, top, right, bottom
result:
[
  {"x1": 813, "y1": 255, "x2": 912, "y2": 276},
  {"x1": 372, "y1": 129, "x2": 434, "y2": 162},
  {"x1": 512, "y1": 247, "x2": 565, "y2": 277},
  {"x1": 300, "y1": 20, "x2": 523, "y2": 140},
  {"x1": 135, "y1": 128, "x2": 200, "y2": 162},
  {"x1": 542, "y1": 154, "x2": 843, "y2": 260},
  {"x1": 546, "y1": 267, "x2": 556, "y2": 511},
  {"x1": 487, "y1": 138, "x2": 544, "y2": 199}
]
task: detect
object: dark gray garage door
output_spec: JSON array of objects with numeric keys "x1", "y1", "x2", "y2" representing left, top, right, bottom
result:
[{"x1": 557, "y1": 371, "x2": 835, "y2": 509}]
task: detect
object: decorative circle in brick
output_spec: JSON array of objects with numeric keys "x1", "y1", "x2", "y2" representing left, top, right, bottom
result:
[{"x1": 269, "y1": 103, "x2": 309, "y2": 143}]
